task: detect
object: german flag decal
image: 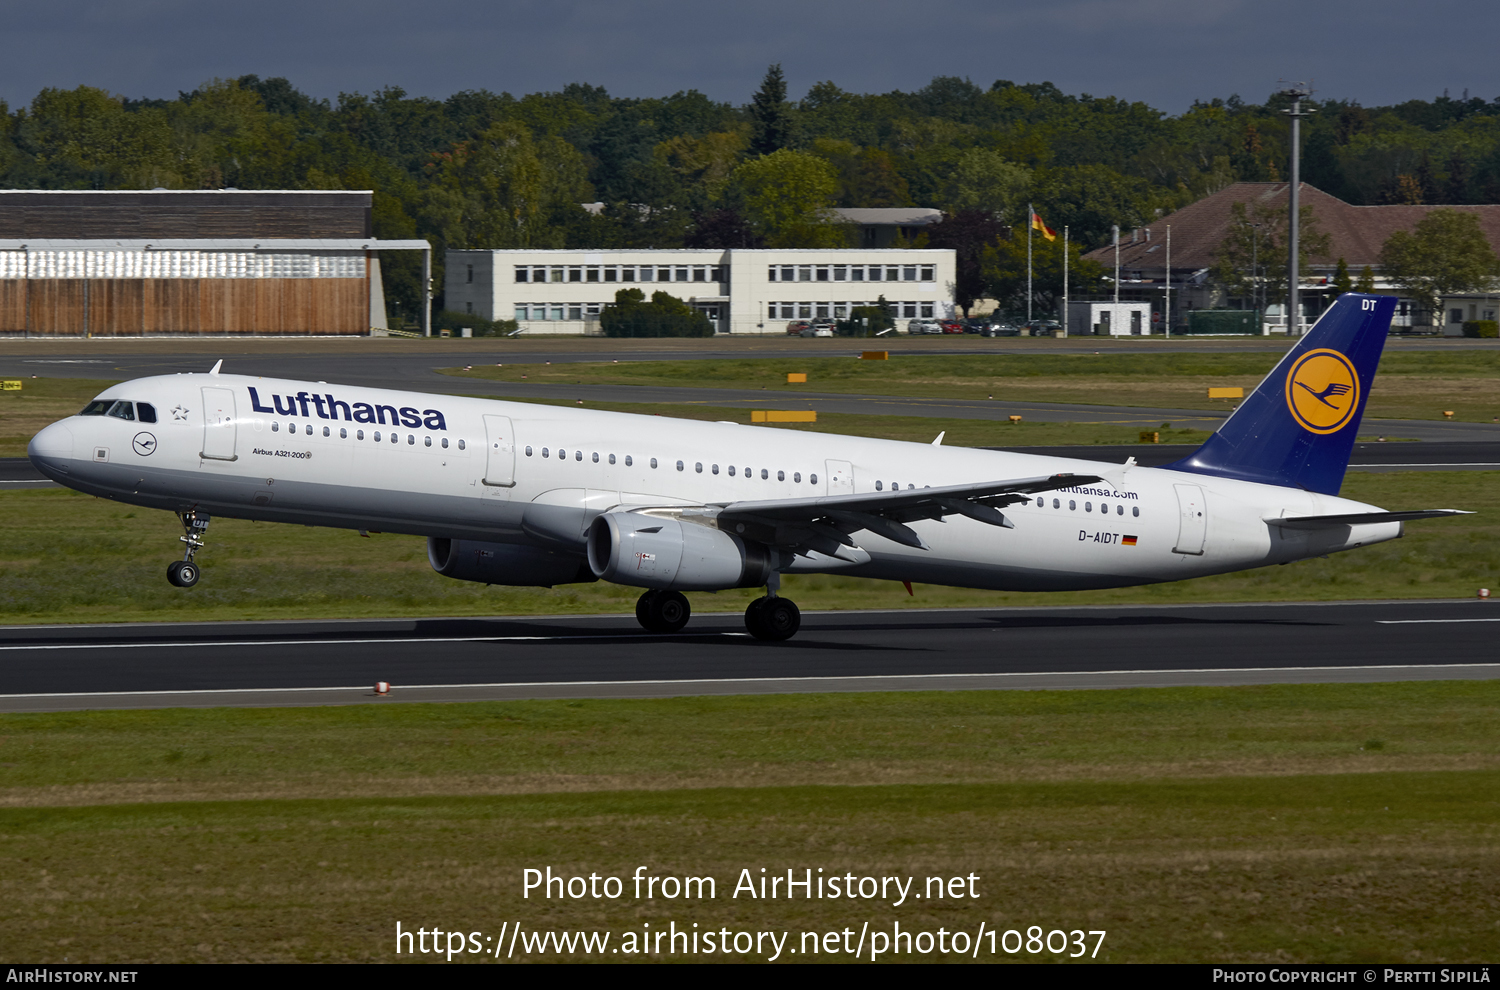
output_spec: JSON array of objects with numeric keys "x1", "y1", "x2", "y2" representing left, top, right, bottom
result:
[{"x1": 1121, "y1": 535, "x2": 1138, "y2": 546}]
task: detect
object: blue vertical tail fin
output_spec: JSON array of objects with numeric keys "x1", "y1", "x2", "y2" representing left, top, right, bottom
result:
[{"x1": 1163, "y1": 293, "x2": 1395, "y2": 495}]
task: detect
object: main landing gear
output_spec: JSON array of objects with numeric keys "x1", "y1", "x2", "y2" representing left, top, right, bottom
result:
[
  {"x1": 635, "y1": 589, "x2": 691, "y2": 633},
  {"x1": 744, "y1": 571, "x2": 800, "y2": 641},
  {"x1": 167, "y1": 510, "x2": 210, "y2": 588}
]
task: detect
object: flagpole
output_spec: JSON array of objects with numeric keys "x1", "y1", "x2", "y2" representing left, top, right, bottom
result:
[
  {"x1": 1062, "y1": 226, "x2": 1069, "y2": 337},
  {"x1": 1164, "y1": 225, "x2": 1172, "y2": 339},
  {"x1": 1026, "y1": 203, "x2": 1034, "y2": 325},
  {"x1": 1113, "y1": 225, "x2": 1120, "y2": 304}
]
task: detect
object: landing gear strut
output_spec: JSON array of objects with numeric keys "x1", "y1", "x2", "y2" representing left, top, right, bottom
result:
[
  {"x1": 745, "y1": 572, "x2": 800, "y2": 641},
  {"x1": 167, "y1": 510, "x2": 210, "y2": 588},
  {"x1": 635, "y1": 589, "x2": 691, "y2": 633}
]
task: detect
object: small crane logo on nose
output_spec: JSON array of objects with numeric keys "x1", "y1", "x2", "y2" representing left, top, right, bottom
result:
[{"x1": 132, "y1": 432, "x2": 158, "y2": 456}]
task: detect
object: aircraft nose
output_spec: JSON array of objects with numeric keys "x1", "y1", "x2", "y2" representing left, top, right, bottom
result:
[{"x1": 28, "y1": 421, "x2": 74, "y2": 472}]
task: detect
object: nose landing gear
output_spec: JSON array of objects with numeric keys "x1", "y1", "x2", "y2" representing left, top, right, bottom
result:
[{"x1": 167, "y1": 510, "x2": 210, "y2": 588}]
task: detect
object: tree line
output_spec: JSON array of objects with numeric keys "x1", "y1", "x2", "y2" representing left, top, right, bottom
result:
[{"x1": 5, "y1": 69, "x2": 1500, "y2": 319}]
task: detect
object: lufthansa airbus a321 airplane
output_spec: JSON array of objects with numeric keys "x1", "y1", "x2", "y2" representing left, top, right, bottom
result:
[{"x1": 27, "y1": 293, "x2": 1467, "y2": 640}]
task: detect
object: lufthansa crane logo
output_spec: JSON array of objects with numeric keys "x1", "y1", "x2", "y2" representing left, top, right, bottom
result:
[
  {"x1": 132, "y1": 432, "x2": 158, "y2": 456},
  {"x1": 1285, "y1": 348, "x2": 1361, "y2": 434}
]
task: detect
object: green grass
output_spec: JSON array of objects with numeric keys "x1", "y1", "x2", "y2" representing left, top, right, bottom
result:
[
  {"x1": 3, "y1": 685, "x2": 1499, "y2": 962},
  {"x1": 0, "y1": 471, "x2": 1492, "y2": 626},
  {"x1": 443, "y1": 352, "x2": 1500, "y2": 422}
]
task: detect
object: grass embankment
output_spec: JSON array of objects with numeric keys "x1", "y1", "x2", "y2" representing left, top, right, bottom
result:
[
  {"x1": 0, "y1": 471, "x2": 1492, "y2": 626},
  {"x1": 443, "y1": 351, "x2": 1500, "y2": 423},
  {"x1": 2, "y1": 684, "x2": 1498, "y2": 962}
]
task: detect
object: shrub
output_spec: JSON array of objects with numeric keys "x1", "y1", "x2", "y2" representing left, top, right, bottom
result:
[
  {"x1": 430, "y1": 310, "x2": 519, "y2": 337},
  {"x1": 1461, "y1": 320, "x2": 1499, "y2": 339},
  {"x1": 600, "y1": 289, "x2": 713, "y2": 338}
]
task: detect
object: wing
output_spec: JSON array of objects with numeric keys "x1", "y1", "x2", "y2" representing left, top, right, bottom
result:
[
  {"x1": 1267, "y1": 509, "x2": 1472, "y2": 529},
  {"x1": 714, "y1": 472, "x2": 1101, "y2": 555}
]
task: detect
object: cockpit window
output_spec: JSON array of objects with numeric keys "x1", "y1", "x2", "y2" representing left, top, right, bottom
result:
[
  {"x1": 106, "y1": 400, "x2": 135, "y2": 421},
  {"x1": 136, "y1": 403, "x2": 157, "y2": 423},
  {"x1": 79, "y1": 400, "x2": 112, "y2": 416}
]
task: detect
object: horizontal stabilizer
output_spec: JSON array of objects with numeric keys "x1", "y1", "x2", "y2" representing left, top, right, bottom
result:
[{"x1": 1268, "y1": 509, "x2": 1473, "y2": 529}]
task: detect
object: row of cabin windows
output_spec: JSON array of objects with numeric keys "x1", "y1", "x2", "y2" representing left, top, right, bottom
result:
[
  {"x1": 523, "y1": 445, "x2": 818, "y2": 485},
  {"x1": 80, "y1": 400, "x2": 156, "y2": 423},
  {"x1": 515, "y1": 265, "x2": 725, "y2": 284},
  {"x1": 268, "y1": 421, "x2": 466, "y2": 450},
  {"x1": 769, "y1": 264, "x2": 935, "y2": 283},
  {"x1": 1037, "y1": 497, "x2": 1141, "y2": 517}
]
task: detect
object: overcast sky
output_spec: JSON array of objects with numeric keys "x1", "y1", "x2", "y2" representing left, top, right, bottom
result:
[{"x1": 3, "y1": 0, "x2": 1495, "y2": 115}]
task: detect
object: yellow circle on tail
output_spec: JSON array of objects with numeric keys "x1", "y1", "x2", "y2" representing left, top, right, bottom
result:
[{"x1": 1285, "y1": 348, "x2": 1361, "y2": 434}]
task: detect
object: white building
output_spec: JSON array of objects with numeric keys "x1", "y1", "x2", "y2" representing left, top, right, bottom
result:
[
  {"x1": 1067, "y1": 301, "x2": 1152, "y2": 337},
  {"x1": 445, "y1": 248, "x2": 956, "y2": 334}
]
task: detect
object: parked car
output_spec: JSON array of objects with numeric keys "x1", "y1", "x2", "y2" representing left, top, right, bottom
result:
[
  {"x1": 785, "y1": 320, "x2": 811, "y2": 336},
  {"x1": 906, "y1": 319, "x2": 941, "y2": 334},
  {"x1": 939, "y1": 321, "x2": 965, "y2": 334},
  {"x1": 1023, "y1": 320, "x2": 1063, "y2": 337},
  {"x1": 982, "y1": 322, "x2": 1020, "y2": 337},
  {"x1": 810, "y1": 319, "x2": 836, "y2": 337}
]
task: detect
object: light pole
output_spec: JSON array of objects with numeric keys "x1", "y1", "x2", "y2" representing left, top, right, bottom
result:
[
  {"x1": 1242, "y1": 221, "x2": 1262, "y2": 317},
  {"x1": 1280, "y1": 82, "x2": 1314, "y2": 334}
]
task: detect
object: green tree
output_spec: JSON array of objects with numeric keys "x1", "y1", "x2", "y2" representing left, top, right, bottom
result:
[
  {"x1": 749, "y1": 64, "x2": 793, "y2": 156},
  {"x1": 1355, "y1": 266, "x2": 1377, "y2": 293},
  {"x1": 730, "y1": 149, "x2": 845, "y2": 247},
  {"x1": 1330, "y1": 257, "x2": 1354, "y2": 296},
  {"x1": 600, "y1": 288, "x2": 713, "y2": 337},
  {"x1": 980, "y1": 229, "x2": 1106, "y2": 316},
  {"x1": 1379, "y1": 208, "x2": 1500, "y2": 313},
  {"x1": 947, "y1": 148, "x2": 1030, "y2": 220},
  {"x1": 1211, "y1": 199, "x2": 1331, "y2": 304}
]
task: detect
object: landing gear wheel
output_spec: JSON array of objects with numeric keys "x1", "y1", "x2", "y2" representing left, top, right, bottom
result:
[
  {"x1": 636, "y1": 590, "x2": 690, "y2": 633},
  {"x1": 746, "y1": 597, "x2": 800, "y2": 641},
  {"x1": 166, "y1": 560, "x2": 199, "y2": 588}
]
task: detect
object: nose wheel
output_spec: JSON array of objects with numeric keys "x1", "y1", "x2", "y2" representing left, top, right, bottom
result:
[
  {"x1": 168, "y1": 510, "x2": 210, "y2": 588},
  {"x1": 635, "y1": 590, "x2": 691, "y2": 633}
]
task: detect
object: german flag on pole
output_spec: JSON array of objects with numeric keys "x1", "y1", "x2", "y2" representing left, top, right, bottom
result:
[{"x1": 1031, "y1": 210, "x2": 1057, "y2": 242}]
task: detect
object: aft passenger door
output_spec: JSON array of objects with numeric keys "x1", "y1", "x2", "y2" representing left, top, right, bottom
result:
[
  {"x1": 200, "y1": 387, "x2": 237, "y2": 462},
  {"x1": 825, "y1": 459, "x2": 854, "y2": 496},
  {"x1": 482, "y1": 415, "x2": 516, "y2": 490},
  {"x1": 1172, "y1": 483, "x2": 1207, "y2": 555}
]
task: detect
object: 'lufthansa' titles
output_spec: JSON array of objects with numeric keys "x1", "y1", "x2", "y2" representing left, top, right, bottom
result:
[{"x1": 248, "y1": 387, "x2": 447, "y2": 431}]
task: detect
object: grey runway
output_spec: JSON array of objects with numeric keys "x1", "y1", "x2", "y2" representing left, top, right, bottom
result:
[{"x1": 0, "y1": 599, "x2": 1493, "y2": 712}]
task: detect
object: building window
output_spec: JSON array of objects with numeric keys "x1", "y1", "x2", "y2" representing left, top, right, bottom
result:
[
  {"x1": 515, "y1": 267, "x2": 529, "y2": 283},
  {"x1": 902, "y1": 302, "x2": 917, "y2": 318},
  {"x1": 568, "y1": 305, "x2": 583, "y2": 320},
  {"x1": 798, "y1": 302, "x2": 812, "y2": 319},
  {"x1": 780, "y1": 266, "x2": 794, "y2": 282},
  {"x1": 466, "y1": 265, "x2": 474, "y2": 283},
  {"x1": 550, "y1": 305, "x2": 565, "y2": 321},
  {"x1": 693, "y1": 267, "x2": 707, "y2": 282},
  {"x1": 675, "y1": 267, "x2": 689, "y2": 282},
  {"x1": 798, "y1": 266, "x2": 812, "y2": 282},
  {"x1": 816, "y1": 266, "x2": 830, "y2": 282},
  {"x1": 833, "y1": 266, "x2": 847, "y2": 282},
  {"x1": 851, "y1": 266, "x2": 865, "y2": 282},
  {"x1": 903, "y1": 266, "x2": 917, "y2": 281},
  {"x1": 920, "y1": 265, "x2": 935, "y2": 281},
  {"x1": 867, "y1": 266, "x2": 882, "y2": 282},
  {"x1": 620, "y1": 266, "x2": 634, "y2": 281},
  {"x1": 768, "y1": 266, "x2": 778, "y2": 282},
  {"x1": 465, "y1": 302, "x2": 473, "y2": 314},
  {"x1": 604, "y1": 267, "x2": 617, "y2": 282},
  {"x1": 586, "y1": 267, "x2": 600, "y2": 282},
  {"x1": 1451, "y1": 308, "x2": 1465, "y2": 324},
  {"x1": 920, "y1": 302, "x2": 934, "y2": 318},
  {"x1": 711, "y1": 266, "x2": 726, "y2": 282},
  {"x1": 514, "y1": 304, "x2": 529, "y2": 320},
  {"x1": 548, "y1": 268, "x2": 562, "y2": 283},
  {"x1": 585, "y1": 303, "x2": 602, "y2": 318},
  {"x1": 568, "y1": 267, "x2": 583, "y2": 282},
  {"x1": 835, "y1": 302, "x2": 850, "y2": 319}
]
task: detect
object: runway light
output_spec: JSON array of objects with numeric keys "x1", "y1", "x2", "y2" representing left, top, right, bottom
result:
[
  {"x1": 1481, "y1": 589, "x2": 1491, "y2": 599},
  {"x1": 1444, "y1": 410, "x2": 1455, "y2": 419},
  {"x1": 375, "y1": 681, "x2": 391, "y2": 695}
]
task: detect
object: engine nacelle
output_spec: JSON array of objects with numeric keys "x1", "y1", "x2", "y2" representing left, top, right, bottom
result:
[
  {"x1": 587, "y1": 513, "x2": 774, "y2": 591},
  {"x1": 427, "y1": 537, "x2": 595, "y2": 587}
]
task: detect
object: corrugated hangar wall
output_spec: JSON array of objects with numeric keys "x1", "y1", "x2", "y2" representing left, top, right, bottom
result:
[{"x1": 0, "y1": 191, "x2": 374, "y2": 336}]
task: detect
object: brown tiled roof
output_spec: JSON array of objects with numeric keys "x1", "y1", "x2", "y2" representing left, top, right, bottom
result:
[{"x1": 1083, "y1": 182, "x2": 1500, "y2": 274}]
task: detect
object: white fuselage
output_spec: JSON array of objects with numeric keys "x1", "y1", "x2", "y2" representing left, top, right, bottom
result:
[{"x1": 27, "y1": 373, "x2": 1402, "y2": 592}]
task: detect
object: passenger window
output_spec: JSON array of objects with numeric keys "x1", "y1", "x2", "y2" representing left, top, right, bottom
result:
[
  {"x1": 79, "y1": 400, "x2": 111, "y2": 416},
  {"x1": 695, "y1": 462, "x2": 703, "y2": 473},
  {"x1": 777, "y1": 470, "x2": 784, "y2": 481},
  {"x1": 793, "y1": 472, "x2": 800, "y2": 483},
  {"x1": 1085, "y1": 502, "x2": 1092, "y2": 512},
  {"x1": 272, "y1": 422, "x2": 280, "y2": 433},
  {"x1": 136, "y1": 403, "x2": 157, "y2": 423},
  {"x1": 593, "y1": 452, "x2": 599, "y2": 463},
  {"x1": 458, "y1": 440, "x2": 465, "y2": 450},
  {"x1": 542, "y1": 448, "x2": 549, "y2": 458},
  {"x1": 107, "y1": 400, "x2": 135, "y2": 421},
  {"x1": 625, "y1": 455, "x2": 632, "y2": 466},
  {"x1": 728, "y1": 466, "x2": 736, "y2": 476},
  {"x1": 1117, "y1": 505, "x2": 1124, "y2": 515},
  {"x1": 357, "y1": 430, "x2": 364, "y2": 440},
  {"x1": 608, "y1": 453, "x2": 616, "y2": 464},
  {"x1": 340, "y1": 428, "x2": 347, "y2": 439},
  {"x1": 392, "y1": 433, "x2": 399, "y2": 443},
  {"x1": 876, "y1": 481, "x2": 883, "y2": 491},
  {"x1": 1069, "y1": 500, "x2": 1076, "y2": 510},
  {"x1": 442, "y1": 437, "x2": 449, "y2": 448},
  {"x1": 1132, "y1": 506, "x2": 1140, "y2": 517},
  {"x1": 575, "y1": 450, "x2": 582, "y2": 461},
  {"x1": 1053, "y1": 499, "x2": 1060, "y2": 508},
  {"x1": 323, "y1": 427, "x2": 330, "y2": 437},
  {"x1": 712, "y1": 464, "x2": 719, "y2": 475},
  {"x1": 374, "y1": 431, "x2": 382, "y2": 441},
  {"x1": 676, "y1": 460, "x2": 684, "y2": 471},
  {"x1": 650, "y1": 458, "x2": 658, "y2": 468},
  {"x1": 424, "y1": 437, "x2": 432, "y2": 447},
  {"x1": 810, "y1": 474, "x2": 818, "y2": 485}
]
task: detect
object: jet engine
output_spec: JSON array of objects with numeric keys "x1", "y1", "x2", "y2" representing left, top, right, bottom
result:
[
  {"x1": 427, "y1": 537, "x2": 595, "y2": 587},
  {"x1": 587, "y1": 513, "x2": 774, "y2": 591}
]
